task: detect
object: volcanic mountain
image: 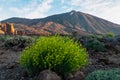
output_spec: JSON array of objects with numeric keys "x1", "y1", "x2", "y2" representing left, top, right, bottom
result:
[{"x1": 1, "y1": 10, "x2": 120, "y2": 35}]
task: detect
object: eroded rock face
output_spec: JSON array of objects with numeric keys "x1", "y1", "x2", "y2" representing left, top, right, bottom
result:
[
  {"x1": 0, "y1": 23, "x2": 5, "y2": 35},
  {"x1": 16, "y1": 30, "x2": 26, "y2": 35},
  {"x1": 5, "y1": 22, "x2": 15, "y2": 35},
  {"x1": 0, "y1": 22, "x2": 15, "y2": 35},
  {"x1": 0, "y1": 30, "x2": 5, "y2": 35},
  {"x1": 0, "y1": 22, "x2": 25, "y2": 35}
]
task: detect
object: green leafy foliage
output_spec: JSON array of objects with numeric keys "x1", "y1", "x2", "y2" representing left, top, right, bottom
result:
[
  {"x1": 88, "y1": 34, "x2": 103, "y2": 39},
  {"x1": 88, "y1": 34, "x2": 95, "y2": 38},
  {"x1": 84, "y1": 39, "x2": 105, "y2": 52},
  {"x1": 0, "y1": 35, "x2": 11, "y2": 42},
  {"x1": 95, "y1": 35, "x2": 103, "y2": 39},
  {"x1": 3, "y1": 36, "x2": 35, "y2": 49},
  {"x1": 106, "y1": 32, "x2": 115, "y2": 37},
  {"x1": 20, "y1": 36, "x2": 88, "y2": 76},
  {"x1": 85, "y1": 68, "x2": 120, "y2": 80}
]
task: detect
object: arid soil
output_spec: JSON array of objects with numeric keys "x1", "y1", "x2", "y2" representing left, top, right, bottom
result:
[
  {"x1": 0, "y1": 41, "x2": 30, "y2": 80},
  {"x1": 0, "y1": 40, "x2": 120, "y2": 80}
]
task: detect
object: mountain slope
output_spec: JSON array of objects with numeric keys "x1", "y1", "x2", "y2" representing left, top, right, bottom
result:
[{"x1": 2, "y1": 10, "x2": 120, "y2": 35}]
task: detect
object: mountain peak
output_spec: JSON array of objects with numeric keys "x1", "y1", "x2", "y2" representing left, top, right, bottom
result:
[
  {"x1": 2, "y1": 10, "x2": 120, "y2": 35},
  {"x1": 71, "y1": 10, "x2": 77, "y2": 12},
  {"x1": 69, "y1": 10, "x2": 79, "y2": 16}
]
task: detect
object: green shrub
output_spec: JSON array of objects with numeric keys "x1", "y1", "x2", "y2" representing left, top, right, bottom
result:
[
  {"x1": 88, "y1": 34, "x2": 95, "y2": 38},
  {"x1": 85, "y1": 68, "x2": 120, "y2": 80},
  {"x1": 0, "y1": 35, "x2": 11, "y2": 42},
  {"x1": 88, "y1": 34, "x2": 103, "y2": 39},
  {"x1": 96, "y1": 35, "x2": 103, "y2": 39},
  {"x1": 106, "y1": 32, "x2": 115, "y2": 37},
  {"x1": 3, "y1": 36, "x2": 34, "y2": 49},
  {"x1": 84, "y1": 39, "x2": 105, "y2": 52},
  {"x1": 20, "y1": 36, "x2": 88, "y2": 76}
]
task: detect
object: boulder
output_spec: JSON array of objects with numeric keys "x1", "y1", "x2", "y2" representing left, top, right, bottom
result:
[
  {"x1": 98, "y1": 57, "x2": 109, "y2": 65},
  {"x1": 108, "y1": 54, "x2": 120, "y2": 65},
  {"x1": 67, "y1": 71, "x2": 85, "y2": 80},
  {"x1": 6, "y1": 63, "x2": 16, "y2": 69},
  {"x1": 114, "y1": 45, "x2": 120, "y2": 52},
  {"x1": 37, "y1": 70, "x2": 62, "y2": 80}
]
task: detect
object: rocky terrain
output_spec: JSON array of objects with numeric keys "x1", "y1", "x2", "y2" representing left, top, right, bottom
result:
[
  {"x1": 0, "y1": 35, "x2": 120, "y2": 80},
  {"x1": 2, "y1": 10, "x2": 120, "y2": 35},
  {"x1": 0, "y1": 10, "x2": 120, "y2": 80},
  {"x1": 0, "y1": 22, "x2": 25, "y2": 35}
]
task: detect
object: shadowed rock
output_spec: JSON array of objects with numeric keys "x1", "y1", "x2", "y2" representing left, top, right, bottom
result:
[{"x1": 37, "y1": 70, "x2": 62, "y2": 80}]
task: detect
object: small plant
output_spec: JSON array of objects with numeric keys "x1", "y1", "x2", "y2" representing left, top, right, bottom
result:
[
  {"x1": 88, "y1": 34, "x2": 103, "y2": 39},
  {"x1": 85, "y1": 68, "x2": 120, "y2": 80},
  {"x1": 84, "y1": 39, "x2": 105, "y2": 52},
  {"x1": 0, "y1": 35, "x2": 11, "y2": 42},
  {"x1": 3, "y1": 36, "x2": 34, "y2": 50},
  {"x1": 96, "y1": 35, "x2": 103, "y2": 39},
  {"x1": 88, "y1": 34, "x2": 95, "y2": 38},
  {"x1": 106, "y1": 32, "x2": 115, "y2": 37},
  {"x1": 20, "y1": 36, "x2": 88, "y2": 76}
]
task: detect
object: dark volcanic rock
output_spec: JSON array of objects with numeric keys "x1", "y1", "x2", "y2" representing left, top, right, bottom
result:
[
  {"x1": 67, "y1": 71, "x2": 85, "y2": 80},
  {"x1": 37, "y1": 70, "x2": 62, "y2": 80}
]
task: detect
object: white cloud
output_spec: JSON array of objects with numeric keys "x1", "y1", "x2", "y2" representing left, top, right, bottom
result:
[
  {"x1": 69, "y1": 0, "x2": 120, "y2": 24},
  {"x1": 98, "y1": 5, "x2": 120, "y2": 24},
  {"x1": 1, "y1": 0, "x2": 120, "y2": 24},
  {"x1": 0, "y1": 7, "x2": 9, "y2": 21},
  {"x1": 0, "y1": 7, "x2": 2, "y2": 11},
  {"x1": 61, "y1": 0, "x2": 65, "y2": 4},
  {"x1": 26, "y1": 0, "x2": 53, "y2": 18},
  {"x1": 10, "y1": 0, "x2": 53, "y2": 19}
]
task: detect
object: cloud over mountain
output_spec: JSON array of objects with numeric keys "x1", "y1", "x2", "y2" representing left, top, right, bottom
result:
[{"x1": 0, "y1": 0, "x2": 120, "y2": 24}]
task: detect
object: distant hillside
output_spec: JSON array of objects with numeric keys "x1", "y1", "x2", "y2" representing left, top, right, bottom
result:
[{"x1": 2, "y1": 10, "x2": 120, "y2": 35}]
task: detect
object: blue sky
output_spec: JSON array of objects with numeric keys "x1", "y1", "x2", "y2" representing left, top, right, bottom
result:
[{"x1": 0, "y1": 0, "x2": 120, "y2": 24}]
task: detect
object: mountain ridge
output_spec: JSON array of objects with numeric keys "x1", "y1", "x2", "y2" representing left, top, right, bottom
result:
[{"x1": 1, "y1": 10, "x2": 120, "y2": 35}]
